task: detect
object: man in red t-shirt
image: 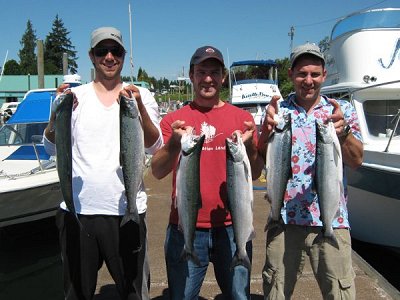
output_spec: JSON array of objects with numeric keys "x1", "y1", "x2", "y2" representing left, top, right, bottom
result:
[{"x1": 151, "y1": 45, "x2": 263, "y2": 299}]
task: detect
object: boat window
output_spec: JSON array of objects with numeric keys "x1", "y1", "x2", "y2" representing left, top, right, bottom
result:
[
  {"x1": 231, "y1": 64, "x2": 276, "y2": 85},
  {"x1": 363, "y1": 100, "x2": 400, "y2": 138},
  {"x1": 0, "y1": 122, "x2": 48, "y2": 145},
  {"x1": 332, "y1": 9, "x2": 400, "y2": 40}
]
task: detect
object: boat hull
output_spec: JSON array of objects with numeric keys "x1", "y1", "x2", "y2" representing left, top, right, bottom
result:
[
  {"x1": 347, "y1": 164, "x2": 400, "y2": 250},
  {"x1": 0, "y1": 180, "x2": 62, "y2": 227}
]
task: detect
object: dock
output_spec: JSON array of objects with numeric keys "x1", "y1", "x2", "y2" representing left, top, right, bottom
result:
[{"x1": 95, "y1": 172, "x2": 400, "y2": 300}]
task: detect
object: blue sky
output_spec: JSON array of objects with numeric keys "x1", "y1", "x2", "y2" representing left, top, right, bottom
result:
[{"x1": 1, "y1": 0, "x2": 399, "y2": 83}]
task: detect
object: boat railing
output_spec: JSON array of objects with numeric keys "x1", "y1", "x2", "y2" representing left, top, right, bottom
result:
[
  {"x1": 31, "y1": 135, "x2": 45, "y2": 171},
  {"x1": 323, "y1": 79, "x2": 400, "y2": 152},
  {"x1": 384, "y1": 109, "x2": 400, "y2": 152}
]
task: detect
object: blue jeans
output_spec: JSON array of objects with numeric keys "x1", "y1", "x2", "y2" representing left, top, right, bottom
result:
[{"x1": 164, "y1": 224, "x2": 252, "y2": 300}]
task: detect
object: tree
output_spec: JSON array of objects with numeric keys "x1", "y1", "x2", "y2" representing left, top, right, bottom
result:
[
  {"x1": 318, "y1": 36, "x2": 330, "y2": 54},
  {"x1": 137, "y1": 67, "x2": 150, "y2": 82},
  {"x1": 44, "y1": 15, "x2": 78, "y2": 74},
  {"x1": 276, "y1": 57, "x2": 293, "y2": 98},
  {"x1": 3, "y1": 59, "x2": 21, "y2": 75},
  {"x1": 19, "y1": 20, "x2": 37, "y2": 75}
]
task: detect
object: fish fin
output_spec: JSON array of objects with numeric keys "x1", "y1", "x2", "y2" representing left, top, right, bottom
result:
[
  {"x1": 230, "y1": 251, "x2": 251, "y2": 271},
  {"x1": 248, "y1": 229, "x2": 256, "y2": 241},
  {"x1": 180, "y1": 247, "x2": 201, "y2": 266},
  {"x1": 264, "y1": 219, "x2": 283, "y2": 232}
]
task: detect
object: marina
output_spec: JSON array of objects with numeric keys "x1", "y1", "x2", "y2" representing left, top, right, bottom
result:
[{"x1": 1, "y1": 4, "x2": 399, "y2": 299}]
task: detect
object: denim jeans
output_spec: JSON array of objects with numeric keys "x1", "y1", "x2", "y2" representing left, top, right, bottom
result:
[{"x1": 164, "y1": 224, "x2": 252, "y2": 300}]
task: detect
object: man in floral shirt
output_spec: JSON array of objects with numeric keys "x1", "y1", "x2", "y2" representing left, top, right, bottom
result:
[{"x1": 257, "y1": 43, "x2": 363, "y2": 300}]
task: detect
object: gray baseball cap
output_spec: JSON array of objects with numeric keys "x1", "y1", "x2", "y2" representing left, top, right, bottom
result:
[
  {"x1": 90, "y1": 27, "x2": 125, "y2": 49},
  {"x1": 290, "y1": 43, "x2": 324, "y2": 67}
]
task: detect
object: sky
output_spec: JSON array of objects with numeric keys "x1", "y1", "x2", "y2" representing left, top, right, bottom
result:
[{"x1": 1, "y1": 0, "x2": 399, "y2": 84}]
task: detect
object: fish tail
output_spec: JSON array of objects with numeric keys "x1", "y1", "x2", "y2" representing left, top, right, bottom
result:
[
  {"x1": 230, "y1": 251, "x2": 251, "y2": 271},
  {"x1": 324, "y1": 228, "x2": 340, "y2": 249},
  {"x1": 120, "y1": 211, "x2": 140, "y2": 227},
  {"x1": 314, "y1": 227, "x2": 340, "y2": 249}
]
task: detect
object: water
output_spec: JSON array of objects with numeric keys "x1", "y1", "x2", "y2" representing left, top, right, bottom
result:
[
  {"x1": 352, "y1": 238, "x2": 400, "y2": 291},
  {"x1": 0, "y1": 217, "x2": 63, "y2": 300}
]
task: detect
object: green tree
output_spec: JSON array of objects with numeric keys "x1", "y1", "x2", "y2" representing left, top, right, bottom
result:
[
  {"x1": 137, "y1": 67, "x2": 150, "y2": 82},
  {"x1": 3, "y1": 59, "x2": 21, "y2": 75},
  {"x1": 276, "y1": 57, "x2": 293, "y2": 98},
  {"x1": 19, "y1": 20, "x2": 37, "y2": 75},
  {"x1": 318, "y1": 36, "x2": 330, "y2": 53},
  {"x1": 44, "y1": 15, "x2": 78, "y2": 74}
]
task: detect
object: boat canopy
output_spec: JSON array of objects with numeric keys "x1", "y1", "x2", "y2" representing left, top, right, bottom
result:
[
  {"x1": 7, "y1": 90, "x2": 56, "y2": 124},
  {"x1": 230, "y1": 60, "x2": 276, "y2": 68},
  {"x1": 331, "y1": 8, "x2": 400, "y2": 40}
]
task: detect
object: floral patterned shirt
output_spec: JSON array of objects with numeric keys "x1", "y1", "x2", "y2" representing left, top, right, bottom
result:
[{"x1": 276, "y1": 94, "x2": 362, "y2": 228}]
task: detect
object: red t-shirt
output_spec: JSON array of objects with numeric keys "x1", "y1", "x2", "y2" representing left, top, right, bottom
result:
[{"x1": 160, "y1": 101, "x2": 257, "y2": 228}]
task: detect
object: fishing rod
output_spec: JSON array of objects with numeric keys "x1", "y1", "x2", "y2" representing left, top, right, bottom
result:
[{"x1": 0, "y1": 50, "x2": 8, "y2": 83}]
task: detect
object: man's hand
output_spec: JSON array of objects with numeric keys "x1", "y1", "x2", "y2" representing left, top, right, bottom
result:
[{"x1": 327, "y1": 98, "x2": 347, "y2": 137}]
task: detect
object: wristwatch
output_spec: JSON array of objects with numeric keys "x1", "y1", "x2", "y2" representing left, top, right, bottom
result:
[{"x1": 339, "y1": 124, "x2": 351, "y2": 138}]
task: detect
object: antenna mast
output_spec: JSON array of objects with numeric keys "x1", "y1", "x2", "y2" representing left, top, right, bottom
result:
[
  {"x1": 288, "y1": 26, "x2": 295, "y2": 55},
  {"x1": 128, "y1": 2, "x2": 134, "y2": 83}
]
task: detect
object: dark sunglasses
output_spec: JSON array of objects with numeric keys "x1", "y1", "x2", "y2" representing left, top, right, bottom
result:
[{"x1": 93, "y1": 46, "x2": 125, "y2": 57}]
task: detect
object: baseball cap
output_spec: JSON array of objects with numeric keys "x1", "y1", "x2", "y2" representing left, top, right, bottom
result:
[
  {"x1": 90, "y1": 27, "x2": 125, "y2": 50},
  {"x1": 190, "y1": 46, "x2": 225, "y2": 67},
  {"x1": 290, "y1": 43, "x2": 325, "y2": 68}
]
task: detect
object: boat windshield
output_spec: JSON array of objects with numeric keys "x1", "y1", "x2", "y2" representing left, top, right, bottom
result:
[
  {"x1": 0, "y1": 122, "x2": 48, "y2": 146},
  {"x1": 332, "y1": 9, "x2": 400, "y2": 40},
  {"x1": 230, "y1": 63, "x2": 277, "y2": 85},
  {"x1": 364, "y1": 100, "x2": 400, "y2": 138}
]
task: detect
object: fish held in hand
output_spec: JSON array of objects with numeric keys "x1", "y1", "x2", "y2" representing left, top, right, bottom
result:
[
  {"x1": 55, "y1": 93, "x2": 76, "y2": 218},
  {"x1": 226, "y1": 132, "x2": 255, "y2": 270},
  {"x1": 120, "y1": 95, "x2": 145, "y2": 227},
  {"x1": 176, "y1": 131, "x2": 205, "y2": 266},
  {"x1": 315, "y1": 121, "x2": 343, "y2": 249},
  {"x1": 265, "y1": 113, "x2": 292, "y2": 228}
]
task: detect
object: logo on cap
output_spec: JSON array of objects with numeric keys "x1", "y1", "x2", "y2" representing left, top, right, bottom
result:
[{"x1": 205, "y1": 48, "x2": 215, "y2": 53}]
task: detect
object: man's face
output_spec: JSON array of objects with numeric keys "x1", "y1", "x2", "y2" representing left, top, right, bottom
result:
[
  {"x1": 90, "y1": 39, "x2": 125, "y2": 80},
  {"x1": 190, "y1": 59, "x2": 225, "y2": 100},
  {"x1": 289, "y1": 56, "x2": 326, "y2": 105}
]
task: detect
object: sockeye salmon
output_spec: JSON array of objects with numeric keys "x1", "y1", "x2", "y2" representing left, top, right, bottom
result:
[
  {"x1": 55, "y1": 93, "x2": 76, "y2": 217},
  {"x1": 176, "y1": 131, "x2": 205, "y2": 266},
  {"x1": 265, "y1": 113, "x2": 292, "y2": 227},
  {"x1": 315, "y1": 121, "x2": 343, "y2": 248},
  {"x1": 120, "y1": 95, "x2": 145, "y2": 227},
  {"x1": 226, "y1": 132, "x2": 255, "y2": 270}
]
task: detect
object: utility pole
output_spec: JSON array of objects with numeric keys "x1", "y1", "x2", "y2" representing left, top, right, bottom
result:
[{"x1": 288, "y1": 26, "x2": 295, "y2": 55}]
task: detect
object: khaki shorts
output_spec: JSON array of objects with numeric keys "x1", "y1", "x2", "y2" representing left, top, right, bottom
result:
[{"x1": 262, "y1": 225, "x2": 355, "y2": 300}]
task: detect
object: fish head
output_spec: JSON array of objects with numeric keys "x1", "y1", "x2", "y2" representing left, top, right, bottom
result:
[
  {"x1": 120, "y1": 95, "x2": 140, "y2": 119},
  {"x1": 226, "y1": 132, "x2": 245, "y2": 162},
  {"x1": 275, "y1": 113, "x2": 291, "y2": 132},
  {"x1": 181, "y1": 132, "x2": 205, "y2": 155}
]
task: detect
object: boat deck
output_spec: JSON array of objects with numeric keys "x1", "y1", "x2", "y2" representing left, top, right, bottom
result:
[{"x1": 95, "y1": 172, "x2": 400, "y2": 299}]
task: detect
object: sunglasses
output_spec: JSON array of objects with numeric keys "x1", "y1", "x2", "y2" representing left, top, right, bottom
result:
[{"x1": 93, "y1": 46, "x2": 125, "y2": 57}]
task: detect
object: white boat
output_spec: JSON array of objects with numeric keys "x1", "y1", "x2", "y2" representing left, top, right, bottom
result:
[
  {"x1": 0, "y1": 74, "x2": 81, "y2": 227},
  {"x1": 229, "y1": 60, "x2": 281, "y2": 130},
  {"x1": 321, "y1": 8, "x2": 400, "y2": 251}
]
